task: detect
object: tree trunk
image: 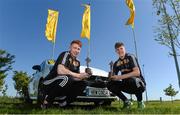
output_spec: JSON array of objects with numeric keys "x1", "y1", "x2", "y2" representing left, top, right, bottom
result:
[{"x1": 171, "y1": 96, "x2": 173, "y2": 103}]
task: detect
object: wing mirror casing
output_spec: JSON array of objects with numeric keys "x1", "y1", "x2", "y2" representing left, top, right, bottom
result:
[{"x1": 32, "y1": 65, "x2": 41, "y2": 72}]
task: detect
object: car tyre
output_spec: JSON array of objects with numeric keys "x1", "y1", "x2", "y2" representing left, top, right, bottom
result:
[{"x1": 37, "y1": 79, "x2": 45, "y2": 106}]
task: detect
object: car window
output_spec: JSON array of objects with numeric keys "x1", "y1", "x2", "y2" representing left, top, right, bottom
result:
[{"x1": 40, "y1": 62, "x2": 45, "y2": 72}]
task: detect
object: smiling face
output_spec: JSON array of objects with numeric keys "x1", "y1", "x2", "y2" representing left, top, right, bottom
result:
[
  {"x1": 116, "y1": 45, "x2": 126, "y2": 58},
  {"x1": 114, "y1": 42, "x2": 126, "y2": 59},
  {"x1": 70, "y1": 43, "x2": 81, "y2": 58}
]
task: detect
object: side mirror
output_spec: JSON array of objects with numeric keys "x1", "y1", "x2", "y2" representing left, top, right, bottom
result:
[{"x1": 32, "y1": 65, "x2": 41, "y2": 72}]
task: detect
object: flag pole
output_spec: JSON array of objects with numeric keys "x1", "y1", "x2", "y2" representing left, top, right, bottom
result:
[
  {"x1": 51, "y1": 42, "x2": 56, "y2": 60},
  {"x1": 88, "y1": 39, "x2": 91, "y2": 66},
  {"x1": 142, "y1": 64, "x2": 148, "y2": 103},
  {"x1": 130, "y1": 27, "x2": 138, "y2": 101},
  {"x1": 86, "y1": 39, "x2": 91, "y2": 68},
  {"x1": 132, "y1": 28, "x2": 138, "y2": 59}
]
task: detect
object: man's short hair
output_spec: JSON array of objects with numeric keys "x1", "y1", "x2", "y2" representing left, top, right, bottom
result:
[
  {"x1": 114, "y1": 42, "x2": 124, "y2": 49},
  {"x1": 71, "y1": 40, "x2": 82, "y2": 48}
]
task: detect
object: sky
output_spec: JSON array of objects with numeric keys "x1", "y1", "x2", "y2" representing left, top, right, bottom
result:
[{"x1": 0, "y1": 0, "x2": 180, "y2": 101}]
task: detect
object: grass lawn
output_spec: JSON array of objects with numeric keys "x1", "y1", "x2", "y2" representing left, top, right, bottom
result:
[{"x1": 0, "y1": 96, "x2": 180, "y2": 114}]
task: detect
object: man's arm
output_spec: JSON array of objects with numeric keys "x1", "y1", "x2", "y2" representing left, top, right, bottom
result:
[
  {"x1": 57, "y1": 64, "x2": 89, "y2": 80},
  {"x1": 110, "y1": 67, "x2": 140, "y2": 80},
  {"x1": 110, "y1": 54, "x2": 140, "y2": 80}
]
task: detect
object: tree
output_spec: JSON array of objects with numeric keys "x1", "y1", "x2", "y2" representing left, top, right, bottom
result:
[
  {"x1": 12, "y1": 71, "x2": 30, "y2": 98},
  {"x1": 153, "y1": 0, "x2": 180, "y2": 49},
  {"x1": 153, "y1": 0, "x2": 180, "y2": 88},
  {"x1": 2, "y1": 84, "x2": 8, "y2": 97},
  {"x1": 164, "y1": 84, "x2": 179, "y2": 102},
  {"x1": 0, "y1": 49, "x2": 15, "y2": 92}
]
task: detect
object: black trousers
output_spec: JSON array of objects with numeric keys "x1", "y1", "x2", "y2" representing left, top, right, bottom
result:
[
  {"x1": 107, "y1": 77, "x2": 145, "y2": 102},
  {"x1": 43, "y1": 75, "x2": 86, "y2": 103}
]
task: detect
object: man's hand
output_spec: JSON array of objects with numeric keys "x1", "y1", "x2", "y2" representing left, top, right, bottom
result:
[
  {"x1": 85, "y1": 68, "x2": 92, "y2": 76},
  {"x1": 79, "y1": 72, "x2": 90, "y2": 80},
  {"x1": 108, "y1": 72, "x2": 113, "y2": 78},
  {"x1": 109, "y1": 75, "x2": 122, "y2": 80}
]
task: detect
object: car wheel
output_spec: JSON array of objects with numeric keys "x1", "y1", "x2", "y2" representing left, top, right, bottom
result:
[
  {"x1": 94, "y1": 100, "x2": 112, "y2": 106},
  {"x1": 37, "y1": 79, "x2": 45, "y2": 106}
]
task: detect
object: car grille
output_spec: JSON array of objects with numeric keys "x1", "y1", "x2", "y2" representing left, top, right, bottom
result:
[{"x1": 86, "y1": 75, "x2": 108, "y2": 88}]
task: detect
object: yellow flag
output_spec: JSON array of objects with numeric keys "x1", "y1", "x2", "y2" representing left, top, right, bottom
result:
[
  {"x1": 45, "y1": 9, "x2": 59, "y2": 43},
  {"x1": 81, "y1": 4, "x2": 91, "y2": 40},
  {"x1": 125, "y1": 0, "x2": 135, "y2": 28}
]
